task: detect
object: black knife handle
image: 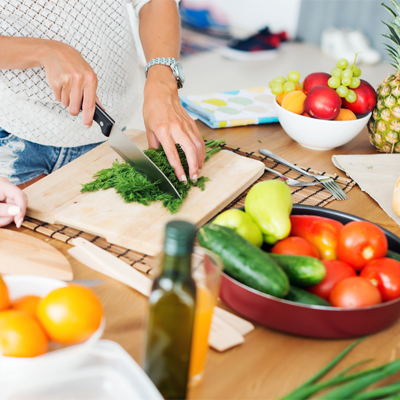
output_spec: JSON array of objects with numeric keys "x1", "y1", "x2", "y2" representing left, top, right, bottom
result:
[
  {"x1": 80, "y1": 102, "x2": 115, "y2": 137},
  {"x1": 93, "y1": 103, "x2": 115, "y2": 137}
]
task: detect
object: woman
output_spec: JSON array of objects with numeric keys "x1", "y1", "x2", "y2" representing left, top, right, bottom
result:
[{"x1": 0, "y1": 0, "x2": 205, "y2": 227}]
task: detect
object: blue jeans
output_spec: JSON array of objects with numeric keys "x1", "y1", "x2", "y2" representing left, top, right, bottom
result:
[{"x1": 0, "y1": 128, "x2": 103, "y2": 185}]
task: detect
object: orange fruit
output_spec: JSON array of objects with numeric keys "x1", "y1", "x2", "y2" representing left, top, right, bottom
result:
[
  {"x1": 281, "y1": 91, "x2": 307, "y2": 115},
  {"x1": 0, "y1": 276, "x2": 10, "y2": 311},
  {"x1": 276, "y1": 83, "x2": 303, "y2": 106},
  {"x1": 12, "y1": 295, "x2": 41, "y2": 318},
  {"x1": 0, "y1": 310, "x2": 48, "y2": 357},
  {"x1": 334, "y1": 108, "x2": 357, "y2": 121},
  {"x1": 36, "y1": 285, "x2": 103, "y2": 344}
]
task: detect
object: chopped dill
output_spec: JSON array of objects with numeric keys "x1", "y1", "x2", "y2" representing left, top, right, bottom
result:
[{"x1": 81, "y1": 139, "x2": 225, "y2": 213}]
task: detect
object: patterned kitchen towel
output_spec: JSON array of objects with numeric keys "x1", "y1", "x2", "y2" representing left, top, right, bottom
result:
[{"x1": 180, "y1": 87, "x2": 278, "y2": 129}]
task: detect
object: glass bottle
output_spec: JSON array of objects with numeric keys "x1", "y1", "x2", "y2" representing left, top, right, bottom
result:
[{"x1": 143, "y1": 220, "x2": 197, "y2": 400}]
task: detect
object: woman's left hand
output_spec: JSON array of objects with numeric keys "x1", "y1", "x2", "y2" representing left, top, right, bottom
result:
[{"x1": 143, "y1": 66, "x2": 206, "y2": 184}]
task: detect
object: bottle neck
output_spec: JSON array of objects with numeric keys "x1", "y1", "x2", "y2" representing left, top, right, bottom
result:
[{"x1": 161, "y1": 252, "x2": 192, "y2": 278}]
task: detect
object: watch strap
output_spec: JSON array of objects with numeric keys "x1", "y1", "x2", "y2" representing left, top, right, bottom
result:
[{"x1": 145, "y1": 57, "x2": 184, "y2": 89}]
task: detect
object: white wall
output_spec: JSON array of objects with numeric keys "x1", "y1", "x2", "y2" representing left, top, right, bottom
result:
[{"x1": 194, "y1": 0, "x2": 302, "y2": 39}]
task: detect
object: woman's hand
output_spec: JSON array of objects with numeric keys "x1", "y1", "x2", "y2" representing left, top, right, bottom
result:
[
  {"x1": 143, "y1": 66, "x2": 206, "y2": 183},
  {"x1": 0, "y1": 178, "x2": 28, "y2": 228},
  {"x1": 41, "y1": 41, "x2": 98, "y2": 128}
]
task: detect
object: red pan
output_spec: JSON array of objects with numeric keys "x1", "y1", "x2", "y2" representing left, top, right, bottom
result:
[{"x1": 219, "y1": 205, "x2": 400, "y2": 339}]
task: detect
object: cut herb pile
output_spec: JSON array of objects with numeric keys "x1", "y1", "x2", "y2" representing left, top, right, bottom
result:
[
  {"x1": 81, "y1": 139, "x2": 225, "y2": 213},
  {"x1": 281, "y1": 337, "x2": 400, "y2": 400}
]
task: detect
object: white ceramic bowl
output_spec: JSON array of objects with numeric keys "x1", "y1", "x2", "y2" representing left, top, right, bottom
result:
[
  {"x1": 274, "y1": 99, "x2": 372, "y2": 151},
  {"x1": 0, "y1": 275, "x2": 105, "y2": 385}
]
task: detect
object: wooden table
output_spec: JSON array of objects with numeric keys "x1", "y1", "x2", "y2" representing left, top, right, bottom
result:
[{"x1": 12, "y1": 121, "x2": 400, "y2": 399}]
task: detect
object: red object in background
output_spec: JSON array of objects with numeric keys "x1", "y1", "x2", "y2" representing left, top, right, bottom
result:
[
  {"x1": 307, "y1": 259, "x2": 356, "y2": 300},
  {"x1": 271, "y1": 236, "x2": 319, "y2": 258},
  {"x1": 342, "y1": 79, "x2": 377, "y2": 116},
  {"x1": 360, "y1": 258, "x2": 400, "y2": 302},
  {"x1": 303, "y1": 72, "x2": 330, "y2": 95},
  {"x1": 329, "y1": 276, "x2": 382, "y2": 308},
  {"x1": 304, "y1": 86, "x2": 342, "y2": 120},
  {"x1": 337, "y1": 221, "x2": 388, "y2": 270},
  {"x1": 290, "y1": 215, "x2": 343, "y2": 259}
]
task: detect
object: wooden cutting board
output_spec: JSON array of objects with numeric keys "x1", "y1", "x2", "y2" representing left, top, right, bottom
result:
[
  {"x1": 24, "y1": 130, "x2": 264, "y2": 255},
  {"x1": 0, "y1": 229, "x2": 73, "y2": 280}
]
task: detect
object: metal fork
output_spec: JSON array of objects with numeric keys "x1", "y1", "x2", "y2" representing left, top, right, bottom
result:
[
  {"x1": 264, "y1": 166, "x2": 322, "y2": 187},
  {"x1": 259, "y1": 149, "x2": 348, "y2": 200}
]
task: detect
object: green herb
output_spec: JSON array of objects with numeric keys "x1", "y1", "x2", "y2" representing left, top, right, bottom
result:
[
  {"x1": 280, "y1": 337, "x2": 366, "y2": 400},
  {"x1": 367, "y1": 166, "x2": 373, "y2": 170},
  {"x1": 81, "y1": 140, "x2": 225, "y2": 213},
  {"x1": 280, "y1": 336, "x2": 400, "y2": 400},
  {"x1": 258, "y1": 140, "x2": 262, "y2": 143}
]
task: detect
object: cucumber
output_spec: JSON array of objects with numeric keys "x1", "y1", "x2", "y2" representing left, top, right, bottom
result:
[
  {"x1": 269, "y1": 254, "x2": 326, "y2": 287},
  {"x1": 286, "y1": 286, "x2": 331, "y2": 307},
  {"x1": 197, "y1": 224, "x2": 289, "y2": 298},
  {"x1": 387, "y1": 249, "x2": 400, "y2": 262}
]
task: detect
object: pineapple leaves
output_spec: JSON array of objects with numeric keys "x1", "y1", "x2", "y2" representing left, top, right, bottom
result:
[
  {"x1": 390, "y1": 0, "x2": 400, "y2": 15},
  {"x1": 382, "y1": 2, "x2": 397, "y2": 18},
  {"x1": 382, "y1": 21, "x2": 400, "y2": 45}
]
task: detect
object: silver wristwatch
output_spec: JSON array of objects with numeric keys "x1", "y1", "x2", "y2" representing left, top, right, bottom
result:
[{"x1": 144, "y1": 57, "x2": 185, "y2": 89}]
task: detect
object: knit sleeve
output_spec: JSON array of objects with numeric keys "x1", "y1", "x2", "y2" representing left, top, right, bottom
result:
[{"x1": 129, "y1": 0, "x2": 181, "y2": 19}]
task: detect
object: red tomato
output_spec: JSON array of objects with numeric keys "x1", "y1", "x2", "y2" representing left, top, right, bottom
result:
[
  {"x1": 360, "y1": 258, "x2": 400, "y2": 301},
  {"x1": 329, "y1": 277, "x2": 382, "y2": 308},
  {"x1": 307, "y1": 259, "x2": 356, "y2": 300},
  {"x1": 271, "y1": 236, "x2": 319, "y2": 258},
  {"x1": 336, "y1": 221, "x2": 388, "y2": 270}
]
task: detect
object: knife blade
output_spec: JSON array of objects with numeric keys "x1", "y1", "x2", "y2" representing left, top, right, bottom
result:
[{"x1": 92, "y1": 103, "x2": 181, "y2": 199}]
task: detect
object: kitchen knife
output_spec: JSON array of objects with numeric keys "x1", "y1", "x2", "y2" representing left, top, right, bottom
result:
[{"x1": 92, "y1": 103, "x2": 181, "y2": 199}]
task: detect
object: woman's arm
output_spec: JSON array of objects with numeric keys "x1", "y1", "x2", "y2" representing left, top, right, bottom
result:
[
  {"x1": 139, "y1": 0, "x2": 205, "y2": 183},
  {"x1": 0, "y1": 35, "x2": 97, "y2": 127}
]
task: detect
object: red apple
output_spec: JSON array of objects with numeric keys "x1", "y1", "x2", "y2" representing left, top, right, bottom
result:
[
  {"x1": 342, "y1": 79, "x2": 377, "y2": 116},
  {"x1": 304, "y1": 86, "x2": 342, "y2": 120},
  {"x1": 303, "y1": 72, "x2": 330, "y2": 95}
]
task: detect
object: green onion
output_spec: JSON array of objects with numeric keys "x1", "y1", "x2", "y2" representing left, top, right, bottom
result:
[
  {"x1": 317, "y1": 358, "x2": 400, "y2": 400},
  {"x1": 352, "y1": 381, "x2": 400, "y2": 399},
  {"x1": 280, "y1": 337, "x2": 365, "y2": 400}
]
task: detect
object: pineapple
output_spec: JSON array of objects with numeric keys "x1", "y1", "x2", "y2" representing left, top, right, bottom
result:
[{"x1": 368, "y1": 0, "x2": 400, "y2": 153}]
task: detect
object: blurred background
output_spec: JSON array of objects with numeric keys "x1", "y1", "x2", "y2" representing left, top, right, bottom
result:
[{"x1": 127, "y1": 0, "x2": 392, "y2": 130}]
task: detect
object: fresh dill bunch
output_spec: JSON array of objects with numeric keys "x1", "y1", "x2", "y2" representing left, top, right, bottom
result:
[{"x1": 81, "y1": 140, "x2": 224, "y2": 213}]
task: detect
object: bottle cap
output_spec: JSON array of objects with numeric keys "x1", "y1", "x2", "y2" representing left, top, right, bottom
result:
[{"x1": 164, "y1": 220, "x2": 196, "y2": 256}]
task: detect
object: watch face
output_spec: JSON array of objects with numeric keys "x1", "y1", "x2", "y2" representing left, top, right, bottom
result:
[{"x1": 177, "y1": 62, "x2": 185, "y2": 83}]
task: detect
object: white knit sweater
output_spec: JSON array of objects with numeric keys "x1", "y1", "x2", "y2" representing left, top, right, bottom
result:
[{"x1": 0, "y1": 0, "x2": 177, "y2": 147}]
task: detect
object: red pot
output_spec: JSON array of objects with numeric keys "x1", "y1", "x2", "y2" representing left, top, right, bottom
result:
[{"x1": 219, "y1": 205, "x2": 400, "y2": 339}]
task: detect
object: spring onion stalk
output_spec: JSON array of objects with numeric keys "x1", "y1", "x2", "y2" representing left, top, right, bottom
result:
[
  {"x1": 317, "y1": 358, "x2": 400, "y2": 400},
  {"x1": 280, "y1": 337, "x2": 365, "y2": 400},
  {"x1": 352, "y1": 381, "x2": 400, "y2": 400},
  {"x1": 281, "y1": 362, "x2": 385, "y2": 400}
]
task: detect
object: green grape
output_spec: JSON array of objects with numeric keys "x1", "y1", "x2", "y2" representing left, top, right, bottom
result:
[
  {"x1": 269, "y1": 81, "x2": 276, "y2": 89},
  {"x1": 336, "y1": 85, "x2": 349, "y2": 97},
  {"x1": 349, "y1": 77, "x2": 360, "y2": 88},
  {"x1": 287, "y1": 70, "x2": 301, "y2": 83},
  {"x1": 342, "y1": 68, "x2": 353, "y2": 79},
  {"x1": 271, "y1": 83, "x2": 283, "y2": 95},
  {"x1": 331, "y1": 67, "x2": 343, "y2": 78},
  {"x1": 341, "y1": 76, "x2": 352, "y2": 86},
  {"x1": 283, "y1": 81, "x2": 296, "y2": 93},
  {"x1": 328, "y1": 76, "x2": 341, "y2": 89},
  {"x1": 345, "y1": 90, "x2": 357, "y2": 103},
  {"x1": 274, "y1": 76, "x2": 287, "y2": 84},
  {"x1": 336, "y1": 58, "x2": 349, "y2": 69},
  {"x1": 350, "y1": 65, "x2": 362, "y2": 77}
]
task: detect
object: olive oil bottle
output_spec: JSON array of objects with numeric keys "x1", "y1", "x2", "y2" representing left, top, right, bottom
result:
[{"x1": 143, "y1": 220, "x2": 197, "y2": 400}]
